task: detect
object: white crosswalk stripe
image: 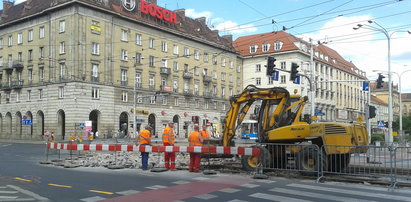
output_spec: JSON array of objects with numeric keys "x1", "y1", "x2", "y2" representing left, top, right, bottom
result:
[
  {"x1": 269, "y1": 188, "x2": 376, "y2": 202},
  {"x1": 80, "y1": 196, "x2": 106, "y2": 202},
  {"x1": 287, "y1": 183, "x2": 411, "y2": 201},
  {"x1": 250, "y1": 193, "x2": 313, "y2": 202}
]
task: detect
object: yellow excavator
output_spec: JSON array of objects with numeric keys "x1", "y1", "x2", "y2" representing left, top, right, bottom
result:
[{"x1": 220, "y1": 85, "x2": 369, "y2": 173}]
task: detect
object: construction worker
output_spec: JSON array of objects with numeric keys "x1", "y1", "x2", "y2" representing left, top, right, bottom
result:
[
  {"x1": 188, "y1": 124, "x2": 203, "y2": 172},
  {"x1": 200, "y1": 125, "x2": 210, "y2": 140},
  {"x1": 139, "y1": 125, "x2": 152, "y2": 170},
  {"x1": 162, "y1": 122, "x2": 176, "y2": 170}
]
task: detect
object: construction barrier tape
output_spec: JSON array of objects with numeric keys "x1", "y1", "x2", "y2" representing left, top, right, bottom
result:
[{"x1": 46, "y1": 143, "x2": 260, "y2": 156}]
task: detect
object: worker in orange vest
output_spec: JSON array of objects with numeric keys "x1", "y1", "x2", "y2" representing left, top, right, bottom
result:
[
  {"x1": 162, "y1": 122, "x2": 176, "y2": 170},
  {"x1": 139, "y1": 125, "x2": 153, "y2": 170},
  {"x1": 200, "y1": 125, "x2": 210, "y2": 140},
  {"x1": 188, "y1": 124, "x2": 203, "y2": 172}
]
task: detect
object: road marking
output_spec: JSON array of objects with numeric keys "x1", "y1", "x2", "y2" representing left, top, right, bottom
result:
[
  {"x1": 89, "y1": 190, "x2": 114, "y2": 195},
  {"x1": 7, "y1": 185, "x2": 49, "y2": 201},
  {"x1": 0, "y1": 190, "x2": 18, "y2": 194},
  {"x1": 287, "y1": 183, "x2": 411, "y2": 201},
  {"x1": 116, "y1": 190, "x2": 140, "y2": 195},
  {"x1": 48, "y1": 183, "x2": 72, "y2": 188},
  {"x1": 80, "y1": 196, "x2": 106, "y2": 202},
  {"x1": 14, "y1": 177, "x2": 32, "y2": 182},
  {"x1": 194, "y1": 193, "x2": 217, "y2": 200},
  {"x1": 270, "y1": 188, "x2": 376, "y2": 202},
  {"x1": 172, "y1": 180, "x2": 191, "y2": 185},
  {"x1": 193, "y1": 177, "x2": 210, "y2": 181},
  {"x1": 227, "y1": 200, "x2": 249, "y2": 202},
  {"x1": 219, "y1": 188, "x2": 241, "y2": 193},
  {"x1": 145, "y1": 185, "x2": 167, "y2": 190},
  {"x1": 240, "y1": 183, "x2": 260, "y2": 188},
  {"x1": 250, "y1": 193, "x2": 313, "y2": 202},
  {"x1": 0, "y1": 196, "x2": 18, "y2": 199}
]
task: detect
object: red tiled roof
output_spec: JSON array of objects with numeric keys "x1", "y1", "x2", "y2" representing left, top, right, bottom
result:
[{"x1": 233, "y1": 31, "x2": 366, "y2": 79}]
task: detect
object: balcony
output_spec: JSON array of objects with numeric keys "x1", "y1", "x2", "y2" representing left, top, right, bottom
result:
[
  {"x1": 183, "y1": 89, "x2": 193, "y2": 96},
  {"x1": 160, "y1": 67, "x2": 171, "y2": 75},
  {"x1": 13, "y1": 60, "x2": 24, "y2": 70},
  {"x1": 3, "y1": 63, "x2": 13, "y2": 71},
  {"x1": 203, "y1": 75, "x2": 212, "y2": 83},
  {"x1": 183, "y1": 71, "x2": 193, "y2": 79},
  {"x1": 12, "y1": 80, "x2": 24, "y2": 88},
  {"x1": 2, "y1": 82, "x2": 12, "y2": 90},
  {"x1": 203, "y1": 92, "x2": 214, "y2": 99},
  {"x1": 121, "y1": 80, "x2": 128, "y2": 86},
  {"x1": 91, "y1": 76, "x2": 99, "y2": 83}
]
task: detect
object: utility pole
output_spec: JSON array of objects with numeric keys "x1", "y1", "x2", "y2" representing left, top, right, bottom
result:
[{"x1": 310, "y1": 38, "x2": 315, "y2": 117}]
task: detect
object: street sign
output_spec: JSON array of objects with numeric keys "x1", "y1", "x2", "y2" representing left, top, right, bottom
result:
[
  {"x1": 314, "y1": 109, "x2": 325, "y2": 116},
  {"x1": 293, "y1": 75, "x2": 301, "y2": 84},
  {"x1": 362, "y1": 81, "x2": 369, "y2": 91},
  {"x1": 23, "y1": 120, "x2": 32, "y2": 125},
  {"x1": 377, "y1": 120, "x2": 384, "y2": 128},
  {"x1": 78, "y1": 123, "x2": 85, "y2": 129},
  {"x1": 272, "y1": 71, "x2": 279, "y2": 81}
]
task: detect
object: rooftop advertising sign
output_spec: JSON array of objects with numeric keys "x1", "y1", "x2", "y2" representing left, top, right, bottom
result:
[{"x1": 121, "y1": 0, "x2": 177, "y2": 24}]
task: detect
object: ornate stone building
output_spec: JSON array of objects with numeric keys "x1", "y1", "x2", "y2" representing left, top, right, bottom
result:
[{"x1": 0, "y1": 0, "x2": 242, "y2": 140}]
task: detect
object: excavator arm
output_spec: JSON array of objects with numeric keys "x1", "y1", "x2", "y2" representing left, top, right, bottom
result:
[{"x1": 222, "y1": 85, "x2": 292, "y2": 146}]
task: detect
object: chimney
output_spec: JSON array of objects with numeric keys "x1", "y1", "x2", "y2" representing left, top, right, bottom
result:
[
  {"x1": 3, "y1": 0, "x2": 14, "y2": 13},
  {"x1": 175, "y1": 9, "x2": 185, "y2": 17},
  {"x1": 222, "y1": 35, "x2": 233, "y2": 42},
  {"x1": 195, "y1": 17, "x2": 206, "y2": 25}
]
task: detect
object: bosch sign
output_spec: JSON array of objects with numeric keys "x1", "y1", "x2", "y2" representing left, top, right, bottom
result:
[{"x1": 140, "y1": 1, "x2": 177, "y2": 24}]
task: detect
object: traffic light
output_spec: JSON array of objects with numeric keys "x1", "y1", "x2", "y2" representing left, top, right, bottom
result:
[
  {"x1": 290, "y1": 63, "x2": 299, "y2": 81},
  {"x1": 376, "y1": 73, "x2": 385, "y2": 89},
  {"x1": 369, "y1": 106, "x2": 376, "y2": 119},
  {"x1": 384, "y1": 122, "x2": 388, "y2": 128},
  {"x1": 266, "y1": 56, "x2": 276, "y2": 76}
]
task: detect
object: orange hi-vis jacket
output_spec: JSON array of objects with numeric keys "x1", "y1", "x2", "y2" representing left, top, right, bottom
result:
[
  {"x1": 200, "y1": 130, "x2": 209, "y2": 138},
  {"x1": 189, "y1": 131, "x2": 203, "y2": 146},
  {"x1": 162, "y1": 126, "x2": 175, "y2": 145},
  {"x1": 139, "y1": 129, "x2": 152, "y2": 145}
]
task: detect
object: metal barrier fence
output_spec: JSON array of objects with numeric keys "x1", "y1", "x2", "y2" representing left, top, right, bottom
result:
[{"x1": 255, "y1": 143, "x2": 411, "y2": 189}]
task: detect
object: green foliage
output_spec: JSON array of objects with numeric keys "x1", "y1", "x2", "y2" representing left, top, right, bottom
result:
[
  {"x1": 405, "y1": 135, "x2": 411, "y2": 142},
  {"x1": 371, "y1": 133, "x2": 384, "y2": 143}
]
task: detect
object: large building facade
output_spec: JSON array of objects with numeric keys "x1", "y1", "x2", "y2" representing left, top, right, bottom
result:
[
  {"x1": 233, "y1": 31, "x2": 369, "y2": 123},
  {"x1": 0, "y1": 0, "x2": 242, "y2": 140}
]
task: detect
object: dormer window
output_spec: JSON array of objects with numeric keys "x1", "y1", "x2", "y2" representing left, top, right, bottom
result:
[
  {"x1": 262, "y1": 43, "x2": 270, "y2": 52},
  {"x1": 274, "y1": 41, "x2": 283, "y2": 50},
  {"x1": 332, "y1": 59, "x2": 336, "y2": 64},
  {"x1": 249, "y1": 45, "x2": 258, "y2": 53}
]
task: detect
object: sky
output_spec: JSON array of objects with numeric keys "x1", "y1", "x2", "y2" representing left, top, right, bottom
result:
[{"x1": 7, "y1": 0, "x2": 411, "y2": 92}]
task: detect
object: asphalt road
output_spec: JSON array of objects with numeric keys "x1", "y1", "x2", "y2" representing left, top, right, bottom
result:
[{"x1": 1, "y1": 142, "x2": 411, "y2": 202}]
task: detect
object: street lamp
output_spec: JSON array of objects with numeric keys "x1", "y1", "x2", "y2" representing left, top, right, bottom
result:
[
  {"x1": 354, "y1": 20, "x2": 410, "y2": 144},
  {"x1": 373, "y1": 68, "x2": 411, "y2": 143}
]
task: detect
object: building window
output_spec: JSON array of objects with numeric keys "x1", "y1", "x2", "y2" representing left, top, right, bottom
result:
[
  {"x1": 229, "y1": 74, "x2": 233, "y2": 82},
  {"x1": 121, "y1": 49, "x2": 128, "y2": 61},
  {"x1": 17, "y1": 33, "x2": 23, "y2": 44},
  {"x1": 60, "y1": 63, "x2": 65, "y2": 80},
  {"x1": 221, "y1": 86, "x2": 226, "y2": 98},
  {"x1": 174, "y1": 97, "x2": 179, "y2": 106},
  {"x1": 256, "y1": 64, "x2": 261, "y2": 72},
  {"x1": 27, "y1": 90, "x2": 31, "y2": 101},
  {"x1": 213, "y1": 70, "x2": 217, "y2": 79},
  {"x1": 249, "y1": 45, "x2": 257, "y2": 53},
  {"x1": 237, "y1": 65, "x2": 241, "y2": 73},
  {"x1": 185, "y1": 98, "x2": 190, "y2": 107},
  {"x1": 91, "y1": 42, "x2": 100, "y2": 55},
  {"x1": 275, "y1": 41, "x2": 283, "y2": 50},
  {"x1": 122, "y1": 91, "x2": 128, "y2": 102},
  {"x1": 28, "y1": 50, "x2": 33, "y2": 61},
  {"x1": 162, "y1": 96, "x2": 168, "y2": 105},
  {"x1": 281, "y1": 61, "x2": 286, "y2": 69},
  {"x1": 256, "y1": 77, "x2": 261, "y2": 86},
  {"x1": 194, "y1": 50, "x2": 199, "y2": 60},
  {"x1": 38, "y1": 89, "x2": 43, "y2": 99},
  {"x1": 161, "y1": 59, "x2": 168, "y2": 67},
  {"x1": 39, "y1": 67, "x2": 44, "y2": 82},
  {"x1": 149, "y1": 38, "x2": 155, "y2": 49},
  {"x1": 262, "y1": 43, "x2": 270, "y2": 52},
  {"x1": 8, "y1": 35, "x2": 12, "y2": 47},
  {"x1": 204, "y1": 100, "x2": 209, "y2": 109},
  {"x1": 161, "y1": 41, "x2": 168, "y2": 52},
  {"x1": 184, "y1": 47, "x2": 190, "y2": 57},
  {"x1": 92, "y1": 64, "x2": 99, "y2": 82},
  {"x1": 230, "y1": 61, "x2": 234, "y2": 69},
  {"x1": 150, "y1": 96, "x2": 156, "y2": 104},
  {"x1": 28, "y1": 69, "x2": 33, "y2": 83},
  {"x1": 268, "y1": 76, "x2": 274, "y2": 84},
  {"x1": 39, "y1": 47, "x2": 45, "y2": 58},
  {"x1": 135, "y1": 53, "x2": 142, "y2": 64},
  {"x1": 222, "y1": 103, "x2": 226, "y2": 111},
  {"x1": 0, "y1": 56, "x2": 2, "y2": 66},
  {"x1": 213, "y1": 101, "x2": 217, "y2": 109},
  {"x1": 195, "y1": 99, "x2": 199, "y2": 108},
  {"x1": 92, "y1": 87, "x2": 100, "y2": 99},
  {"x1": 173, "y1": 45, "x2": 179, "y2": 55},
  {"x1": 58, "y1": 87, "x2": 64, "y2": 98},
  {"x1": 59, "y1": 42, "x2": 65, "y2": 54},
  {"x1": 59, "y1": 20, "x2": 65, "y2": 33},
  {"x1": 121, "y1": 29, "x2": 128, "y2": 41},
  {"x1": 221, "y1": 73, "x2": 226, "y2": 81},
  {"x1": 135, "y1": 34, "x2": 142, "y2": 45},
  {"x1": 194, "y1": 66, "x2": 199, "y2": 76},
  {"x1": 16, "y1": 91, "x2": 21, "y2": 102},
  {"x1": 221, "y1": 58, "x2": 226, "y2": 67},
  {"x1": 173, "y1": 61, "x2": 179, "y2": 72},
  {"x1": 149, "y1": 56, "x2": 155, "y2": 67},
  {"x1": 0, "y1": 38, "x2": 3, "y2": 49},
  {"x1": 17, "y1": 52, "x2": 22, "y2": 62},
  {"x1": 280, "y1": 75, "x2": 286, "y2": 83},
  {"x1": 203, "y1": 52, "x2": 209, "y2": 62},
  {"x1": 149, "y1": 75, "x2": 155, "y2": 89},
  {"x1": 121, "y1": 69, "x2": 127, "y2": 85},
  {"x1": 137, "y1": 93, "x2": 142, "y2": 103},
  {"x1": 39, "y1": 26, "x2": 45, "y2": 39},
  {"x1": 212, "y1": 56, "x2": 217, "y2": 65},
  {"x1": 135, "y1": 72, "x2": 141, "y2": 87}
]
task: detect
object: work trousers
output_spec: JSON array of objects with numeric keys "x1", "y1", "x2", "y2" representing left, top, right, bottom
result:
[
  {"x1": 189, "y1": 153, "x2": 201, "y2": 172},
  {"x1": 141, "y1": 144, "x2": 149, "y2": 169},
  {"x1": 164, "y1": 143, "x2": 176, "y2": 169}
]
